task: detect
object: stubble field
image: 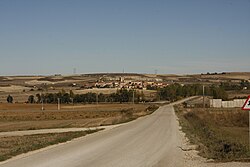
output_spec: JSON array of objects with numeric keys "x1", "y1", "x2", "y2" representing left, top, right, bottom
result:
[{"x1": 0, "y1": 103, "x2": 157, "y2": 132}]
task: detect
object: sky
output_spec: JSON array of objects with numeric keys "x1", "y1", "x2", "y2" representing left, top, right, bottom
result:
[{"x1": 0, "y1": 0, "x2": 249, "y2": 75}]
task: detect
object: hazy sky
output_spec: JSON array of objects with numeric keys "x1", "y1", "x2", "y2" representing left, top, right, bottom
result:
[{"x1": 0, "y1": 0, "x2": 249, "y2": 75}]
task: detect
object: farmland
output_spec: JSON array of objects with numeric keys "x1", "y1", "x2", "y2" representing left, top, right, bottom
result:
[
  {"x1": 0, "y1": 103, "x2": 158, "y2": 162},
  {"x1": 0, "y1": 103, "x2": 157, "y2": 132}
]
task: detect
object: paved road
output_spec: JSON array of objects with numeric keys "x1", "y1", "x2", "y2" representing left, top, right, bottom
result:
[{"x1": 0, "y1": 103, "x2": 186, "y2": 167}]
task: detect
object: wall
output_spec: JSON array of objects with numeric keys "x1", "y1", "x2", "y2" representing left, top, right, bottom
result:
[{"x1": 210, "y1": 99, "x2": 246, "y2": 108}]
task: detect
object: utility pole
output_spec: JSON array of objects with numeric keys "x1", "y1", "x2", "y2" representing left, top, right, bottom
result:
[
  {"x1": 57, "y1": 98, "x2": 60, "y2": 111},
  {"x1": 154, "y1": 69, "x2": 158, "y2": 75},
  {"x1": 71, "y1": 97, "x2": 74, "y2": 110},
  {"x1": 41, "y1": 98, "x2": 44, "y2": 111},
  {"x1": 40, "y1": 93, "x2": 44, "y2": 111},
  {"x1": 132, "y1": 89, "x2": 135, "y2": 104},
  {"x1": 203, "y1": 85, "x2": 205, "y2": 108},
  {"x1": 73, "y1": 68, "x2": 76, "y2": 75},
  {"x1": 96, "y1": 93, "x2": 98, "y2": 105}
]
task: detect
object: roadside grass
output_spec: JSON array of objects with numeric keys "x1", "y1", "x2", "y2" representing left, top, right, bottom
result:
[
  {"x1": 175, "y1": 105, "x2": 250, "y2": 162},
  {"x1": 0, "y1": 129, "x2": 102, "y2": 162},
  {"x1": 0, "y1": 104, "x2": 159, "y2": 132}
]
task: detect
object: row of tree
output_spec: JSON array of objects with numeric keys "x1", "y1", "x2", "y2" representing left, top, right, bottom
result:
[
  {"x1": 219, "y1": 80, "x2": 250, "y2": 91},
  {"x1": 6, "y1": 83, "x2": 230, "y2": 104},
  {"x1": 158, "y1": 83, "x2": 228, "y2": 101},
  {"x1": 25, "y1": 89, "x2": 145, "y2": 104}
]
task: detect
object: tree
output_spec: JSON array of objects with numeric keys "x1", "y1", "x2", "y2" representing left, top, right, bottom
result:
[
  {"x1": 7, "y1": 95, "x2": 13, "y2": 103},
  {"x1": 117, "y1": 88, "x2": 130, "y2": 103},
  {"x1": 45, "y1": 93, "x2": 55, "y2": 103},
  {"x1": 98, "y1": 93, "x2": 106, "y2": 102},
  {"x1": 211, "y1": 86, "x2": 228, "y2": 100},
  {"x1": 69, "y1": 90, "x2": 74, "y2": 98},
  {"x1": 85, "y1": 92, "x2": 96, "y2": 103},
  {"x1": 157, "y1": 83, "x2": 203, "y2": 102},
  {"x1": 28, "y1": 95, "x2": 35, "y2": 103},
  {"x1": 61, "y1": 93, "x2": 71, "y2": 103}
]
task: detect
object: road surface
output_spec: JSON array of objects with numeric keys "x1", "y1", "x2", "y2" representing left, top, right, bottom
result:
[{"x1": 0, "y1": 104, "x2": 185, "y2": 167}]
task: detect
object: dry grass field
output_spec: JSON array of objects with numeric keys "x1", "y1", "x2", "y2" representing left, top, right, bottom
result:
[
  {"x1": 175, "y1": 105, "x2": 250, "y2": 162},
  {"x1": 0, "y1": 129, "x2": 101, "y2": 162},
  {"x1": 0, "y1": 103, "x2": 158, "y2": 132}
]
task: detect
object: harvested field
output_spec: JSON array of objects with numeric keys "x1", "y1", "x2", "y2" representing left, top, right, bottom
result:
[
  {"x1": 0, "y1": 86, "x2": 29, "y2": 93},
  {"x1": 0, "y1": 103, "x2": 158, "y2": 132},
  {"x1": 0, "y1": 103, "x2": 148, "y2": 112}
]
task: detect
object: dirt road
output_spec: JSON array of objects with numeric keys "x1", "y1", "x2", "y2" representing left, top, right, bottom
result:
[{"x1": 0, "y1": 104, "x2": 184, "y2": 167}]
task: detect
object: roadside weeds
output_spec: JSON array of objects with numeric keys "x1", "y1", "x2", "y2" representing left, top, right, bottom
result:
[{"x1": 175, "y1": 105, "x2": 250, "y2": 162}]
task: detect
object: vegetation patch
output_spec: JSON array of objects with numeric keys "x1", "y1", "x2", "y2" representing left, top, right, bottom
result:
[
  {"x1": 0, "y1": 104, "x2": 157, "y2": 132},
  {"x1": 158, "y1": 83, "x2": 229, "y2": 102},
  {"x1": 0, "y1": 129, "x2": 102, "y2": 162},
  {"x1": 175, "y1": 105, "x2": 250, "y2": 162}
]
